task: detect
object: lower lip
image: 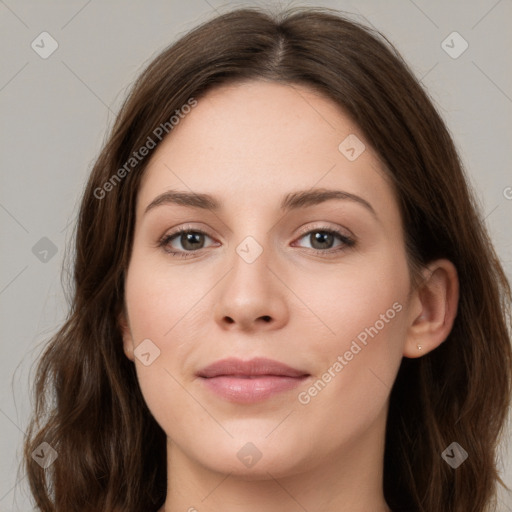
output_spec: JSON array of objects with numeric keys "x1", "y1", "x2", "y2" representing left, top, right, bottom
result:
[{"x1": 199, "y1": 375, "x2": 309, "y2": 403}]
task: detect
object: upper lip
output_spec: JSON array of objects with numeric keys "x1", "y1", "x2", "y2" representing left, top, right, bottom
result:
[{"x1": 197, "y1": 357, "x2": 309, "y2": 378}]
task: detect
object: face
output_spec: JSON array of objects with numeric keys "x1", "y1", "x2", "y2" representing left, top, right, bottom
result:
[{"x1": 120, "y1": 80, "x2": 415, "y2": 479}]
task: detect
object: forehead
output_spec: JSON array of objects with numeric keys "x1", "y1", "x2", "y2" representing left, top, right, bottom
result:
[
  {"x1": 147, "y1": 80, "x2": 364, "y2": 167},
  {"x1": 136, "y1": 80, "x2": 399, "y2": 224}
]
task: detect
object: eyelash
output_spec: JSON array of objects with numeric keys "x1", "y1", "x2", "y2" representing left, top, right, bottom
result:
[{"x1": 157, "y1": 225, "x2": 356, "y2": 259}]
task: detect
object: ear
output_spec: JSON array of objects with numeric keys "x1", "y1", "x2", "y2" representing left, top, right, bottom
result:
[
  {"x1": 118, "y1": 306, "x2": 135, "y2": 362},
  {"x1": 403, "y1": 259, "x2": 459, "y2": 358}
]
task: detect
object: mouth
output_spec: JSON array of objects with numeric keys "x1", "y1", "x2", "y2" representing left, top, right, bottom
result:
[{"x1": 197, "y1": 357, "x2": 310, "y2": 403}]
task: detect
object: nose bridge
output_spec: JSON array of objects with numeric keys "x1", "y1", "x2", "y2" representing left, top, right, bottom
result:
[
  {"x1": 226, "y1": 209, "x2": 276, "y2": 275},
  {"x1": 226, "y1": 230, "x2": 274, "y2": 304}
]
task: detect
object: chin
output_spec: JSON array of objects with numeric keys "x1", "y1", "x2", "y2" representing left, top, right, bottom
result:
[{"x1": 188, "y1": 438, "x2": 311, "y2": 480}]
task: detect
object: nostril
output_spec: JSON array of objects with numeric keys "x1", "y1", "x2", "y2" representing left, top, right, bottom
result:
[{"x1": 261, "y1": 315, "x2": 271, "y2": 322}]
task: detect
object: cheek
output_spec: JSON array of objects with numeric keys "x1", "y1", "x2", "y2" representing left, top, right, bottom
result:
[
  {"x1": 295, "y1": 253, "x2": 408, "y2": 419},
  {"x1": 123, "y1": 254, "x2": 206, "y2": 342},
  {"x1": 122, "y1": 255, "x2": 211, "y2": 428},
  {"x1": 303, "y1": 251, "x2": 409, "y2": 351}
]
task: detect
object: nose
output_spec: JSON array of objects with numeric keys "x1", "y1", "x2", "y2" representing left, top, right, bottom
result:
[{"x1": 213, "y1": 241, "x2": 289, "y2": 333}]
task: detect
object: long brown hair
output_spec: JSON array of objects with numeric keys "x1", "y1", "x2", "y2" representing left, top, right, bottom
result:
[{"x1": 22, "y1": 6, "x2": 511, "y2": 511}]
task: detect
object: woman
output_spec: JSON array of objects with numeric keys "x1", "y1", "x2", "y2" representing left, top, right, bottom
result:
[{"x1": 22, "y1": 6, "x2": 511, "y2": 512}]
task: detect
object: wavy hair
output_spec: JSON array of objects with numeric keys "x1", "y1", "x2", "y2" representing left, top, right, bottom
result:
[{"x1": 22, "y1": 6, "x2": 511, "y2": 511}]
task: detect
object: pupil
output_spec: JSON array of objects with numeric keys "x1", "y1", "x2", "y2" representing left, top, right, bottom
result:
[
  {"x1": 312, "y1": 231, "x2": 332, "y2": 249},
  {"x1": 183, "y1": 232, "x2": 202, "y2": 250}
]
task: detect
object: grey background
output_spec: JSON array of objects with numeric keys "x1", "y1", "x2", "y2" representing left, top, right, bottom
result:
[{"x1": 1, "y1": 0, "x2": 511, "y2": 510}]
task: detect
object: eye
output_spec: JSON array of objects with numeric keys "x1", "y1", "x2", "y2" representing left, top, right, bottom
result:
[
  {"x1": 293, "y1": 226, "x2": 355, "y2": 254},
  {"x1": 158, "y1": 227, "x2": 216, "y2": 258},
  {"x1": 158, "y1": 225, "x2": 356, "y2": 259}
]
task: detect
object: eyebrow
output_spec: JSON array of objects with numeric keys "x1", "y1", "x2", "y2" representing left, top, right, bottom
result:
[{"x1": 144, "y1": 187, "x2": 377, "y2": 219}]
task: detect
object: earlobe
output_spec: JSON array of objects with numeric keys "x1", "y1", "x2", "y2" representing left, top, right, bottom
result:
[
  {"x1": 404, "y1": 259, "x2": 459, "y2": 358},
  {"x1": 118, "y1": 309, "x2": 135, "y2": 362}
]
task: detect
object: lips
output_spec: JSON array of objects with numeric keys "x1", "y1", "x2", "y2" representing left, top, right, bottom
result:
[
  {"x1": 197, "y1": 357, "x2": 309, "y2": 378},
  {"x1": 197, "y1": 357, "x2": 310, "y2": 403}
]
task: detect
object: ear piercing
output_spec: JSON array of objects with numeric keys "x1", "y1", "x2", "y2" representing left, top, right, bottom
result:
[{"x1": 417, "y1": 344, "x2": 423, "y2": 351}]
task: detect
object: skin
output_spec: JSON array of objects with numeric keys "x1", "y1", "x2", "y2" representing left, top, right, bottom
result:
[{"x1": 119, "y1": 80, "x2": 459, "y2": 512}]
